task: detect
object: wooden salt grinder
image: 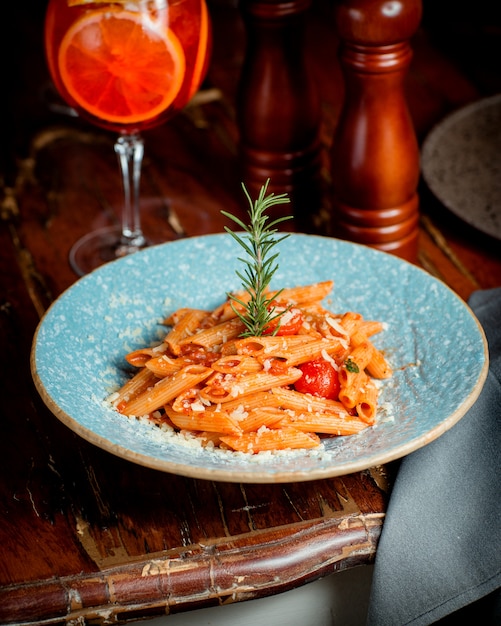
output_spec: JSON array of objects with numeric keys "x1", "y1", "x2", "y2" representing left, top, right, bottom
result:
[
  {"x1": 330, "y1": 0, "x2": 422, "y2": 261},
  {"x1": 237, "y1": 0, "x2": 324, "y2": 228}
]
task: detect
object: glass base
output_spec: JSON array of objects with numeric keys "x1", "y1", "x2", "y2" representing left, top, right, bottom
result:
[{"x1": 69, "y1": 225, "x2": 148, "y2": 276}]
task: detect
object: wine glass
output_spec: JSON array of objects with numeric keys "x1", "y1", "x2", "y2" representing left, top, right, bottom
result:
[{"x1": 44, "y1": 0, "x2": 211, "y2": 275}]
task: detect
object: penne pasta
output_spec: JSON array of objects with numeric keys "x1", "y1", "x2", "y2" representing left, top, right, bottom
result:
[
  {"x1": 220, "y1": 427, "x2": 321, "y2": 453},
  {"x1": 340, "y1": 311, "x2": 363, "y2": 335},
  {"x1": 211, "y1": 354, "x2": 263, "y2": 374},
  {"x1": 338, "y1": 369, "x2": 370, "y2": 409},
  {"x1": 237, "y1": 407, "x2": 286, "y2": 432},
  {"x1": 271, "y1": 387, "x2": 349, "y2": 416},
  {"x1": 145, "y1": 354, "x2": 184, "y2": 376},
  {"x1": 345, "y1": 340, "x2": 374, "y2": 372},
  {"x1": 221, "y1": 390, "x2": 282, "y2": 412},
  {"x1": 345, "y1": 329, "x2": 392, "y2": 379},
  {"x1": 164, "y1": 406, "x2": 242, "y2": 435},
  {"x1": 210, "y1": 290, "x2": 250, "y2": 322},
  {"x1": 177, "y1": 317, "x2": 245, "y2": 350},
  {"x1": 358, "y1": 320, "x2": 384, "y2": 337},
  {"x1": 164, "y1": 309, "x2": 209, "y2": 354},
  {"x1": 125, "y1": 345, "x2": 168, "y2": 367},
  {"x1": 164, "y1": 307, "x2": 206, "y2": 326},
  {"x1": 199, "y1": 368, "x2": 302, "y2": 403},
  {"x1": 113, "y1": 367, "x2": 159, "y2": 409},
  {"x1": 111, "y1": 281, "x2": 392, "y2": 454},
  {"x1": 356, "y1": 380, "x2": 379, "y2": 424},
  {"x1": 256, "y1": 338, "x2": 346, "y2": 368},
  {"x1": 366, "y1": 348, "x2": 393, "y2": 379},
  {"x1": 234, "y1": 334, "x2": 316, "y2": 356},
  {"x1": 277, "y1": 411, "x2": 368, "y2": 436},
  {"x1": 119, "y1": 365, "x2": 213, "y2": 416},
  {"x1": 270, "y1": 281, "x2": 333, "y2": 305}
]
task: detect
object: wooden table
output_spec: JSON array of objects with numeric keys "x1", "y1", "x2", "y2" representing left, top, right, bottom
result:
[{"x1": 1, "y1": 0, "x2": 500, "y2": 623}]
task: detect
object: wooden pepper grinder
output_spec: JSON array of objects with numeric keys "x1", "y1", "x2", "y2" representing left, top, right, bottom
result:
[
  {"x1": 237, "y1": 0, "x2": 324, "y2": 229},
  {"x1": 330, "y1": 0, "x2": 422, "y2": 261}
]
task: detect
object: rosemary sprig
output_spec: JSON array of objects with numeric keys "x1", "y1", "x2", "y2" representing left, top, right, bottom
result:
[{"x1": 221, "y1": 180, "x2": 293, "y2": 337}]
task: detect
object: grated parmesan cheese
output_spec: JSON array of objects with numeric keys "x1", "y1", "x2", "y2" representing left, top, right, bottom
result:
[
  {"x1": 326, "y1": 316, "x2": 348, "y2": 336},
  {"x1": 321, "y1": 348, "x2": 339, "y2": 370}
]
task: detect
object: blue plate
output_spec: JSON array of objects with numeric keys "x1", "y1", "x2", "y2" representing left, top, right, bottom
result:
[{"x1": 31, "y1": 234, "x2": 488, "y2": 483}]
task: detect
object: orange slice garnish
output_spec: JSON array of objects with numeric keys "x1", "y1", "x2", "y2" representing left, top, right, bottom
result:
[{"x1": 58, "y1": 8, "x2": 185, "y2": 124}]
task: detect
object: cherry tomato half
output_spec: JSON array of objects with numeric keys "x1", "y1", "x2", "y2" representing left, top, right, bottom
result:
[
  {"x1": 294, "y1": 359, "x2": 340, "y2": 400},
  {"x1": 263, "y1": 306, "x2": 304, "y2": 336}
]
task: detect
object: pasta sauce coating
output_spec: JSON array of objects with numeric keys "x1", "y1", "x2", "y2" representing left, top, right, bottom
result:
[{"x1": 110, "y1": 281, "x2": 392, "y2": 454}]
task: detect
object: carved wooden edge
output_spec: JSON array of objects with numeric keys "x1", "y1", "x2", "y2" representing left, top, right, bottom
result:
[{"x1": 0, "y1": 512, "x2": 384, "y2": 625}]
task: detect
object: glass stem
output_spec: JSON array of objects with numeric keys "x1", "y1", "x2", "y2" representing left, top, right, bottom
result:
[{"x1": 114, "y1": 132, "x2": 147, "y2": 254}]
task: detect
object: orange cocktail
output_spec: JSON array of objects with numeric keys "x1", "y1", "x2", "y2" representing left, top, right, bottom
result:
[
  {"x1": 45, "y1": 0, "x2": 211, "y2": 134},
  {"x1": 44, "y1": 0, "x2": 211, "y2": 275}
]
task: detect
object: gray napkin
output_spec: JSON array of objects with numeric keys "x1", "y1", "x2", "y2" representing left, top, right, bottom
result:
[{"x1": 366, "y1": 287, "x2": 501, "y2": 626}]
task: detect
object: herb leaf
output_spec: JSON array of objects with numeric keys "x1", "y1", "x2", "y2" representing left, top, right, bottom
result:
[
  {"x1": 344, "y1": 358, "x2": 360, "y2": 374},
  {"x1": 221, "y1": 180, "x2": 292, "y2": 337}
]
